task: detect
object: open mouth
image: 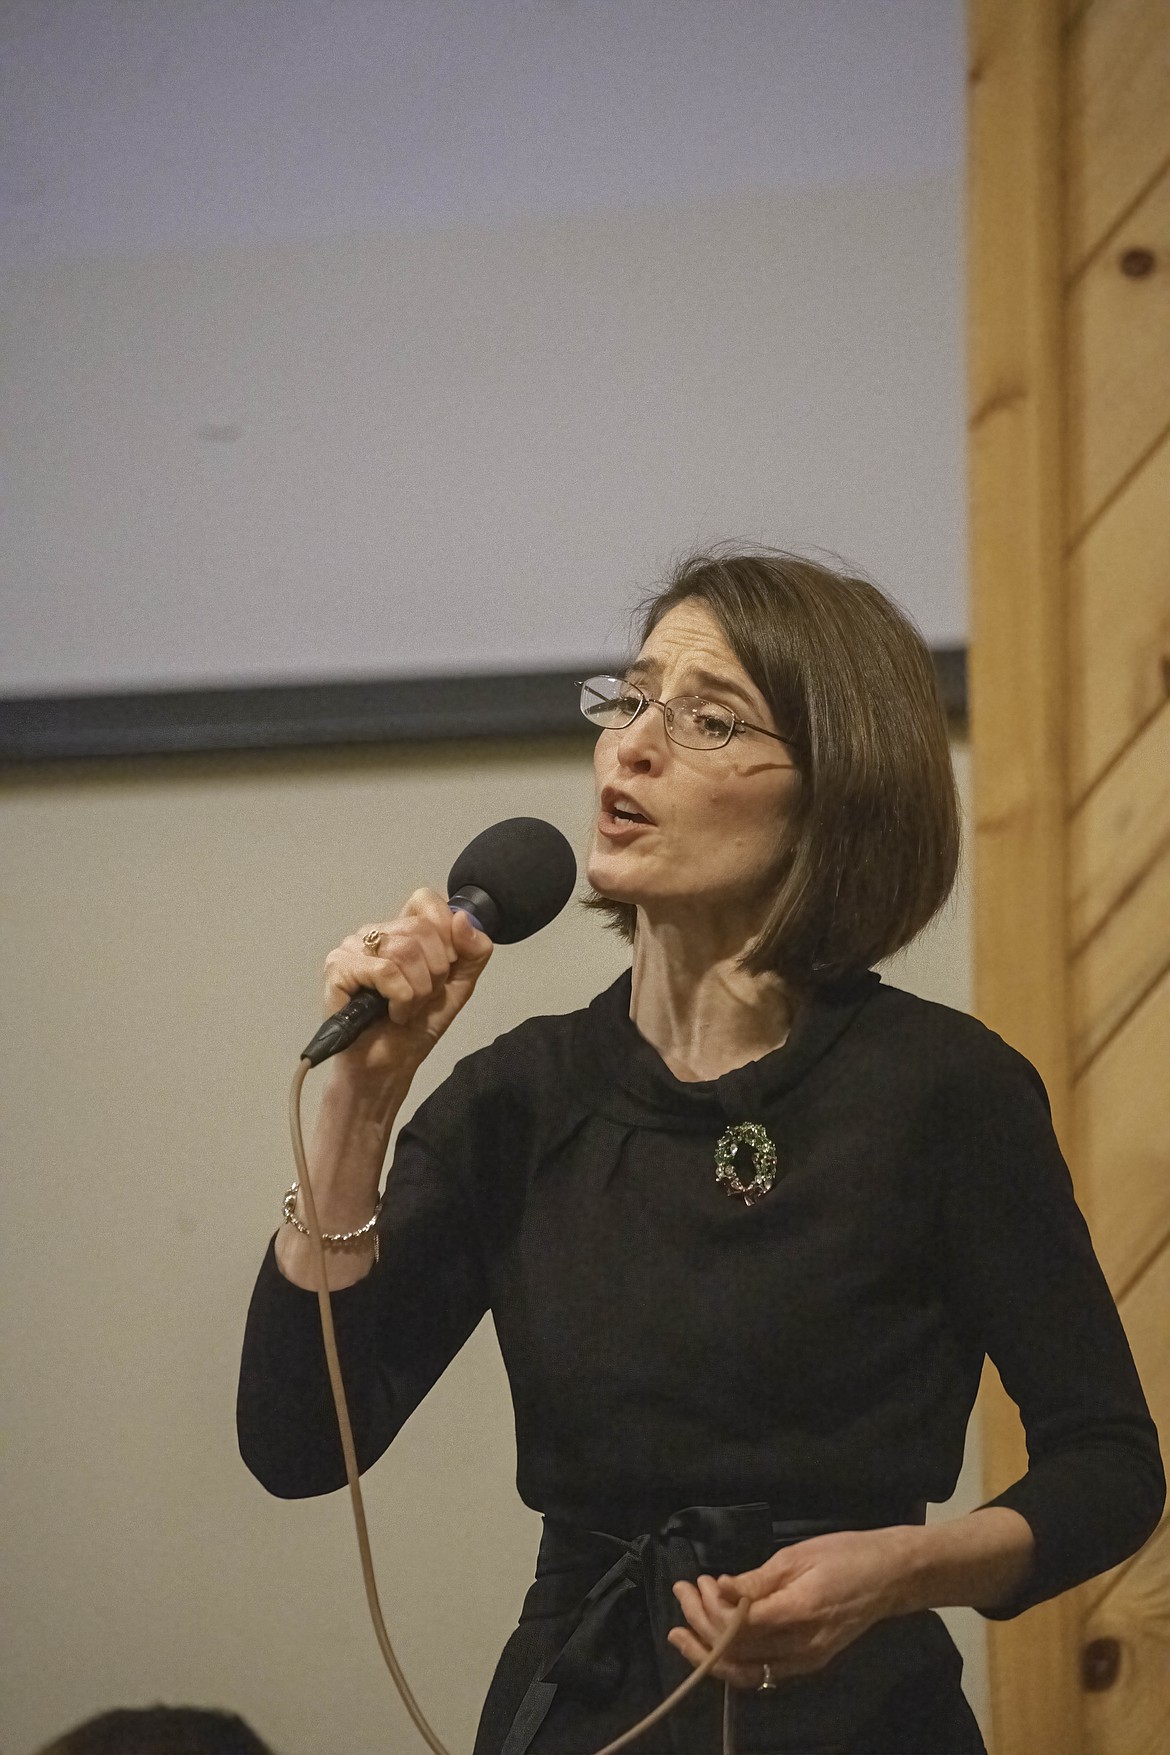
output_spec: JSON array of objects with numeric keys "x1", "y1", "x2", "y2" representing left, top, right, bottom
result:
[{"x1": 601, "y1": 787, "x2": 654, "y2": 826}]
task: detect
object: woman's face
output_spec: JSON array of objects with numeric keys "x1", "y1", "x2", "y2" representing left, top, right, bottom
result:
[{"x1": 586, "y1": 599, "x2": 800, "y2": 926}]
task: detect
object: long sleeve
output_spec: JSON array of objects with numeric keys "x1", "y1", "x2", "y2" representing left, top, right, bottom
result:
[
  {"x1": 935, "y1": 1037, "x2": 1165, "y2": 1618},
  {"x1": 237, "y1": 1121, "x2": 490, "y2": 1498},
  {"x1": 237, "y1": 972, "x2": 1166, "y2": 1607}
]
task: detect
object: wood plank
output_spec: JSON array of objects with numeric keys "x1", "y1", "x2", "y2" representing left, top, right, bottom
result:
[
  {"x1": 1072, "y1": 840, "x2": 1170, "y2": 1066},
  {"x1": 969, "y1": 4, "x2": 1078, "y2": 1747},
  {"x1": 977, "y1": 1360, "x2": 1077, "y2": 1754},
  {"x1": 1080, "y1": 1249, "x2": 1170, "y2": 1614},
  {"x1": 1079, "y1": 1239, "x2": 1170, "y2": 1626},
  {"x1": 1076, "y1": 966, "x2": 1170, "y2": 1295},
  {"x1": 1082, "y1": 1519, "x2": 1170, "y2": 1755},
  {"x1": 969, "y1": 0, "x2": 1070, "y2": 1128},
  {"x1": 1068, "y1": 431, "x2": 1170, "y2": 800},
  {"x1": 1068, "y1": 700, "x2": 1170, "y2": 948},
  {"x1": 1066, "y1": 0, "x2": 1170, "y2": 272},
  {"x1": 1067, "y1": 161, "x2": 1170, "y2": 533}
]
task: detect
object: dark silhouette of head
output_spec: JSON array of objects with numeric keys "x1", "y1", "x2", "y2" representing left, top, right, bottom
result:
[{"x1": 35, "y1": 1707, "x2": 276, "y2": 1755}]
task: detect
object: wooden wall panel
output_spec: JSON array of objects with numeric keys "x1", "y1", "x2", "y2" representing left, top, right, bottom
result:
[
  {"x1": 968, "y1": 0, "x2": 1069, "y2": 1110},
  {"x1": 1067, "y1": 432, "x2": 1170, "y2": 799},
  {"x1": 971, "y1": 1, "x2": 1170, "y2": 1749},
  {"x1": 1076, "y1": 1245, "x2": 1170, "y2": 1617},
  {"x1": 1066, "y1": 0, "x2": 1170, "y2": 270},
  {"x1": 1068, "y1": 702, "x2": 1170, "y2": 948},
  {"x1": 1077, "y1": 967, "x2": 1170, "y2": 1295},
  {"x1": 1079, "y1": 1284, "x2": 1170, "y2": 1749},
  {"x1": 968, "y1": 5, "x2": 1082, "y2": 1750},
  {"x1": 1067, "y1": 162, "x2": 1170, "y2": 531},
  {"x1": 1071, "y1": 841, "x2": 1170, "y2": 1067},
  {"x1": 1081, "y1": 1523, "x2": 1170, "y2": 1755}
]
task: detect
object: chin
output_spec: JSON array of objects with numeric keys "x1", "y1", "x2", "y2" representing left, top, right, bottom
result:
[{"x1": 585, "y1": 852, "x2": 642, "y2": 904}]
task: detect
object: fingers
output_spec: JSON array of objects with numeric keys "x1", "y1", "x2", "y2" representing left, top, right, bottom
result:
[
  {"x1": 674, "y1": 1575, "x2": 781, "y2": 1648},
  {"x1": 673, "y1": 1576, "x2": 737, "y2": 1648},
  {"x1": 323, "y1": 891, "x2": 491, "y2": 1028},
  {"x1": 326, "y1": 935, "x2": 444, "y2": 1020},
  {"x1": 666, "y1": 1625, "x2": 767, "y2": 1689},
  {"x1": 398, "y1": 886, "x2": 456, "y2": 924},
  {"x1": 327, "y1": 905, "x2": 448, "y2": 1021},
  {"x1": 389, "y1": 888, "x2": 494, "y2": 969},
  {"x1": 667, "y1": 1618, "x2": 829, "y2": 1688},
  {"x1": 669, "y1": 1630, "x2": 826, "y2": 1690},
  {"x1": 350, "y1": 927, "x2": 452, "y2": 984},
  {"x1": 669, "y1": 1580, "x2": 752, "y2": 1688},
  {"x1": 351, "y1": 890, "x2": 457, "y2": 949},
  {"x1": 322, "y1": 951, "x2": 407, "y2": 1025},
  {"x1": 448, "y1": 901, "x2": 494, "y2": 967},
  {"x1": 715, "y1": 1560, "x2": 781, "y2": 1603},
  {"x1": 672, "y1": 1574, "x2": 826, "y2": 1676}
]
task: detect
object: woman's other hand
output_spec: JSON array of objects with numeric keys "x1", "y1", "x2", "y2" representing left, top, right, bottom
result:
[
  {"x1": 667, "y1": 1526, "x2": 915, "y2": 1689},
  {"x1": 669, "y1": 1508, "x2": 1034, "y2": 1688}
]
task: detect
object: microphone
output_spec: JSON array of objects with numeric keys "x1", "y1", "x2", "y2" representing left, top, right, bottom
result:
[{"x1": 300, "y1": 816, "x2": 577, "y2": 1066}]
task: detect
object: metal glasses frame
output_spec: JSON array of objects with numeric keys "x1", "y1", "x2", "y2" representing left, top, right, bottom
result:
[{"x1": 577, "y1": 674, "x2": 798, "y2": 752}]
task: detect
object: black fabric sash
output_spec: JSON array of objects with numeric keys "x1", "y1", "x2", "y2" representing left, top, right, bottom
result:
[{"x1": 499, "y1": 1501, "x2": 951, "y2": 1755}]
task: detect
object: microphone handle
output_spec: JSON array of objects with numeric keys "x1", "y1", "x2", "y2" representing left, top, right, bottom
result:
[
  {"x1": 300, "y1": 988, "x2": 387, "y2": 1067},
  {"x1": 299, "y1": 899, "x2": 490, "y2": 1067}
]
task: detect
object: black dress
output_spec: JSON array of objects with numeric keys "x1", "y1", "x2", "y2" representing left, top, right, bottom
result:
[{"x1": 238, "y1": 969, "x2": 1164, "y2": 1755}]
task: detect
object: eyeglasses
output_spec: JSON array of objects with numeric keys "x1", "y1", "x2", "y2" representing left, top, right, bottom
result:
[{"x1": 577, "y1": 674, "x2": 797, "y2": 753}]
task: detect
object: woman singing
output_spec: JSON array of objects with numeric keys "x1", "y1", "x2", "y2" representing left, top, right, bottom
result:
[{"x1": 237, "y1": 551, "x2": 1164, "y2": 1755}]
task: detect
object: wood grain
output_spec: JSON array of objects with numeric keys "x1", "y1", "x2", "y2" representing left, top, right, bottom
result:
[
  {"x1": 1067, "y1": 162, "x2": 1170, "y2": 532},
  {"x1": 1071, "y1": 839, "x2": 1170, "y2": 1068},
  {"x1": 969, "y1": 0, "x2": 1070, "y2": 1128},
  {"x1": 1076, "y1": 1234, "x2": 1170, "y2": 1623},
  {"x1": 1067, "y1": 431, "x2": 1170, "y2": 800},
  {"x1": 969, "y1": 4, "x2": 1081, "y2": 1749},
  {"x1": 1066, "y1": 0, "x2": 1170, "y2": 272},
  {"x1": 1082, "y1": 1518, "x2": 1170, "y2": 1755},
  {"x1": 1064, "y1": 0, "x2": 1095, "y2": 32},
  {"x1": 1068, "y1": 701, "x2": 1170, "y2": 949},
  {"x1": 973, "y1": 3, "x2": 1170, "y2": 1747},
  {"x1": 1076, "y1": 966, "x2": 1170, "y2": 1296}
]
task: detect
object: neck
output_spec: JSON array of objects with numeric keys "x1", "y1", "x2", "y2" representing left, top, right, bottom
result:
[{"x1": 628, "y1": 903, "x2": 796, "y2": 1082}]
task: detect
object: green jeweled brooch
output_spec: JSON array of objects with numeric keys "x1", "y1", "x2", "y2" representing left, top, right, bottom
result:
[{"x1": 714, "y1": 1121, "x2": 778, "y2": 1206}]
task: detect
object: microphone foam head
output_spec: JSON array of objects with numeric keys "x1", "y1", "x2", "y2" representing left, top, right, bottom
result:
[{"x1": 447, "y1": 817, "x2": 577, "y2": 944}]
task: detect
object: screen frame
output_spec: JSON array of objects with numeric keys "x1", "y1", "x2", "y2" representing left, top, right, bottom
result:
[{"x1": 0, "y1": 650, "x2": 966, "y2": 763}]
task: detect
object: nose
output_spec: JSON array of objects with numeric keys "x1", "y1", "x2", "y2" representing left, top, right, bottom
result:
[{"x1": 614, "y1": 697, "x2": 668, "y2": 769}]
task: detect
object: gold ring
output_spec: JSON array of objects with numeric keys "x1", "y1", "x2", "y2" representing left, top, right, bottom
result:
[
  {"x1": 757, "y1": 1662, "x2": 777, "y2": 1692},
  {"x1": 362, "y1": 928, "x2": 384, "y2": 953}
]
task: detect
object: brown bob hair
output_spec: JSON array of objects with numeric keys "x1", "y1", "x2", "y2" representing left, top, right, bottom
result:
[{"x1": 583, "y1": 549, "x2": 961, "y2": 990}]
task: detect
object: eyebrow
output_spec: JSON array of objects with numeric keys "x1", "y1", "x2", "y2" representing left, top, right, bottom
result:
[{"x1": 624, "y1": 657, "x2": 759, "y2": 715}]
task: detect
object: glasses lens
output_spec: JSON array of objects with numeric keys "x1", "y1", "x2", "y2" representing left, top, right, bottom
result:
[
  {"x1": 667, "y1": 697, "x2": 736, "y2": 748},
  {"x1": 580, "y1": 675, "x2": 642, "y2": 728}
]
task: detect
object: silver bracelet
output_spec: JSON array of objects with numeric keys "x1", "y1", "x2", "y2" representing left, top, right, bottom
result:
[{"x1": 282, "y1": 1182, "x2": 382, "y2": 1258}]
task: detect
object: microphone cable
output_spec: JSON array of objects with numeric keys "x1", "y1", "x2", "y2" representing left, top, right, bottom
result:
[{"x1": 289, "y1": 1053, "x2": 752, "y2": 1755}]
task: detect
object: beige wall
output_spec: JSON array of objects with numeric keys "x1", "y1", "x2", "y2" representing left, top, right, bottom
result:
[{"x1": 0, "y1": 737, "x2": 982, "y2": 1755}]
